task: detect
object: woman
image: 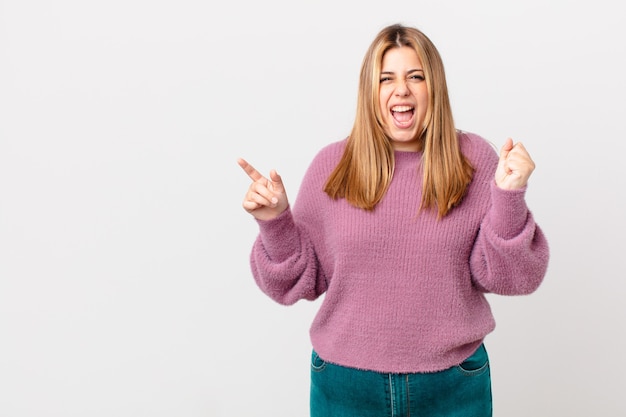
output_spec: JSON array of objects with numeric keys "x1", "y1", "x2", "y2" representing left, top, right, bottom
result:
[{"x1": 238, "y1": 23, "x2": 549, "y2": 417}]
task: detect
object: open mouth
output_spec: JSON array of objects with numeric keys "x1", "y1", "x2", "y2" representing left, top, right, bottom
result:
[{"x1": 391, "y1": 105, "x2": 414, "y2": 125}]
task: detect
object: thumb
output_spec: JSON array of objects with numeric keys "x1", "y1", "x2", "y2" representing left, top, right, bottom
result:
[
  {"x1": 499, "y1": 137, "x2": 514, "y2": 161},
  {"x1": 268, "y1": 169, "x2": 285, "y2": 193}
]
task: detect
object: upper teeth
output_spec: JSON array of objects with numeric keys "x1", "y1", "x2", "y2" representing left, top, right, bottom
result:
[{"x1": 392, "y1": 106, "x2": 412, "y2": 112}]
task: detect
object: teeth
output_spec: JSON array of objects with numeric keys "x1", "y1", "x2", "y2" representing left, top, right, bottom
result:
[{"x1": 392, "y1": 105, "x2": 412, "y2": 112}]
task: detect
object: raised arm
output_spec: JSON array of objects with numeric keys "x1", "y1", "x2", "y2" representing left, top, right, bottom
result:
[
  {"x1": 238, "y1": 157, "x2": 327, "y2": 305},
  {"x1": 470, "y1": 138, "x2": 549, "y2": 295}
]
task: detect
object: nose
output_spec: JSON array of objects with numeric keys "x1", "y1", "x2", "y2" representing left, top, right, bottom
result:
[{"x1": 395, "y1": 80, "x2": 409, "y2": 97}]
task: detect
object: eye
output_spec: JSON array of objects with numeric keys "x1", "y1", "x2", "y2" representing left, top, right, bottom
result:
[
  {"x1": 409, "y1": 74, "x2": 425, "y2": 81},
  {"x1": 380, "y1": 76, "x2": 392, "y2": 83}
]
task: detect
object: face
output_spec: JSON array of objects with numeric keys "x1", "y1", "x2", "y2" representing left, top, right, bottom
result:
[{"x1": 378, "y1": 46, "x2": 429, "y2": 151}]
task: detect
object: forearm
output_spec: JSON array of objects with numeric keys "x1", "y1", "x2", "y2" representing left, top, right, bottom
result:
[
  {"x1": 470, "y1": 183, "x2": 550, "y2": 295},
  {"x1": 250, "y1": 208, "x2": 326, "y2": 304}
]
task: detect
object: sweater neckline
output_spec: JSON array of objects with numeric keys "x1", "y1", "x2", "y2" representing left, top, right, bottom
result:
[{"x1": 394, "y1": 149, "x2": 422, "y2": 164}]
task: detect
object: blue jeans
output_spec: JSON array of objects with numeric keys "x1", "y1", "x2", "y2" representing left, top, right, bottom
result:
[{"x1": 310, "y1": 344, "x2": 492, "y2": 417}]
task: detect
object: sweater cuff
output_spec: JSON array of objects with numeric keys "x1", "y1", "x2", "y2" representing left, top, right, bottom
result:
[
  {"x1": 488, "y1": 181, "x2": 529, "y2": 239},
  {"x1": 255, "y1": 208, "x2": 300, "y2": 262}
]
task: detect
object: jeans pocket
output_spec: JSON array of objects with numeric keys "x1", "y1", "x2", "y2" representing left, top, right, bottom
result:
[
  {"x1": 311, "y1": 350, "x2": 327, "y2": 372},
  {"x1": 456, "y1": 344, "x2": 490, "y2": 376}
]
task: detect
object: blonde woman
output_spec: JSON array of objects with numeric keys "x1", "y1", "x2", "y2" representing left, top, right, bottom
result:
[{"x1": 238, "y1": 23, "x2": 549, "y2": 417}]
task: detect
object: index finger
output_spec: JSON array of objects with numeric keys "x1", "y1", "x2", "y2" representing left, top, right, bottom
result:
[
  {"x1": 237, "y1": 158, "x2": 264, "y2": 181},
  {"x1": 512, "y1": 141, "x2": 528, "y2": 153},
  {"x1": 509, "y1": 142, "x2": 531, "y2": 160}
]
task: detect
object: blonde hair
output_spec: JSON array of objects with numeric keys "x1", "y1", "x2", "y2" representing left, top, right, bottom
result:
[{"x1": 324, "y1": 24, "x2": 474, "y2": 218}]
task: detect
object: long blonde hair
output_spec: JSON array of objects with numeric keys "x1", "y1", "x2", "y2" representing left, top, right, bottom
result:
[{"x1": 324, "y1": 24, "x2": 473, "y2": 218}]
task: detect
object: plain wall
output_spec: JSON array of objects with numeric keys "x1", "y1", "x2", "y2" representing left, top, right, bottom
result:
[{"x1": 1, "y1": 0, "x2": 624, "y2": 416}]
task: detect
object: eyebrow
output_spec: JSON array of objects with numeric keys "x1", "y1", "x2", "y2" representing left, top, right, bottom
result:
[{"x1": 380, "y1": 68, "x2": 424, "y2": 75}]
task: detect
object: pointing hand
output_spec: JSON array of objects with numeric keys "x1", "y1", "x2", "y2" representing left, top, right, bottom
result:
[{"x1": 237, "y1": 158, "x2": 289, "y2": 221}]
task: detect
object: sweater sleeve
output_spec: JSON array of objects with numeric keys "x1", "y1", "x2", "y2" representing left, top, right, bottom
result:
[
  {"x1": 249, "y1": 207, "x2": 326, "y2": 305},
  {"x1": 469, "y1": 181, "x2": 550, "y2": 295},
  {"x1": 247, "y1": 144, "x2": 339, "y2": 305}
]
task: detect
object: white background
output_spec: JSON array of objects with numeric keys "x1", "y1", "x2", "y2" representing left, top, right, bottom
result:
[{"x1": 1, "y1": 0, "x2": 624, "y2": 416}]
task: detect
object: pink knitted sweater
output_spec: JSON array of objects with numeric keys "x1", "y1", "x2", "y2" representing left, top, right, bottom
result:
[{"x1": 249, "y1": 131, "x2": 549, "y2": 373}]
